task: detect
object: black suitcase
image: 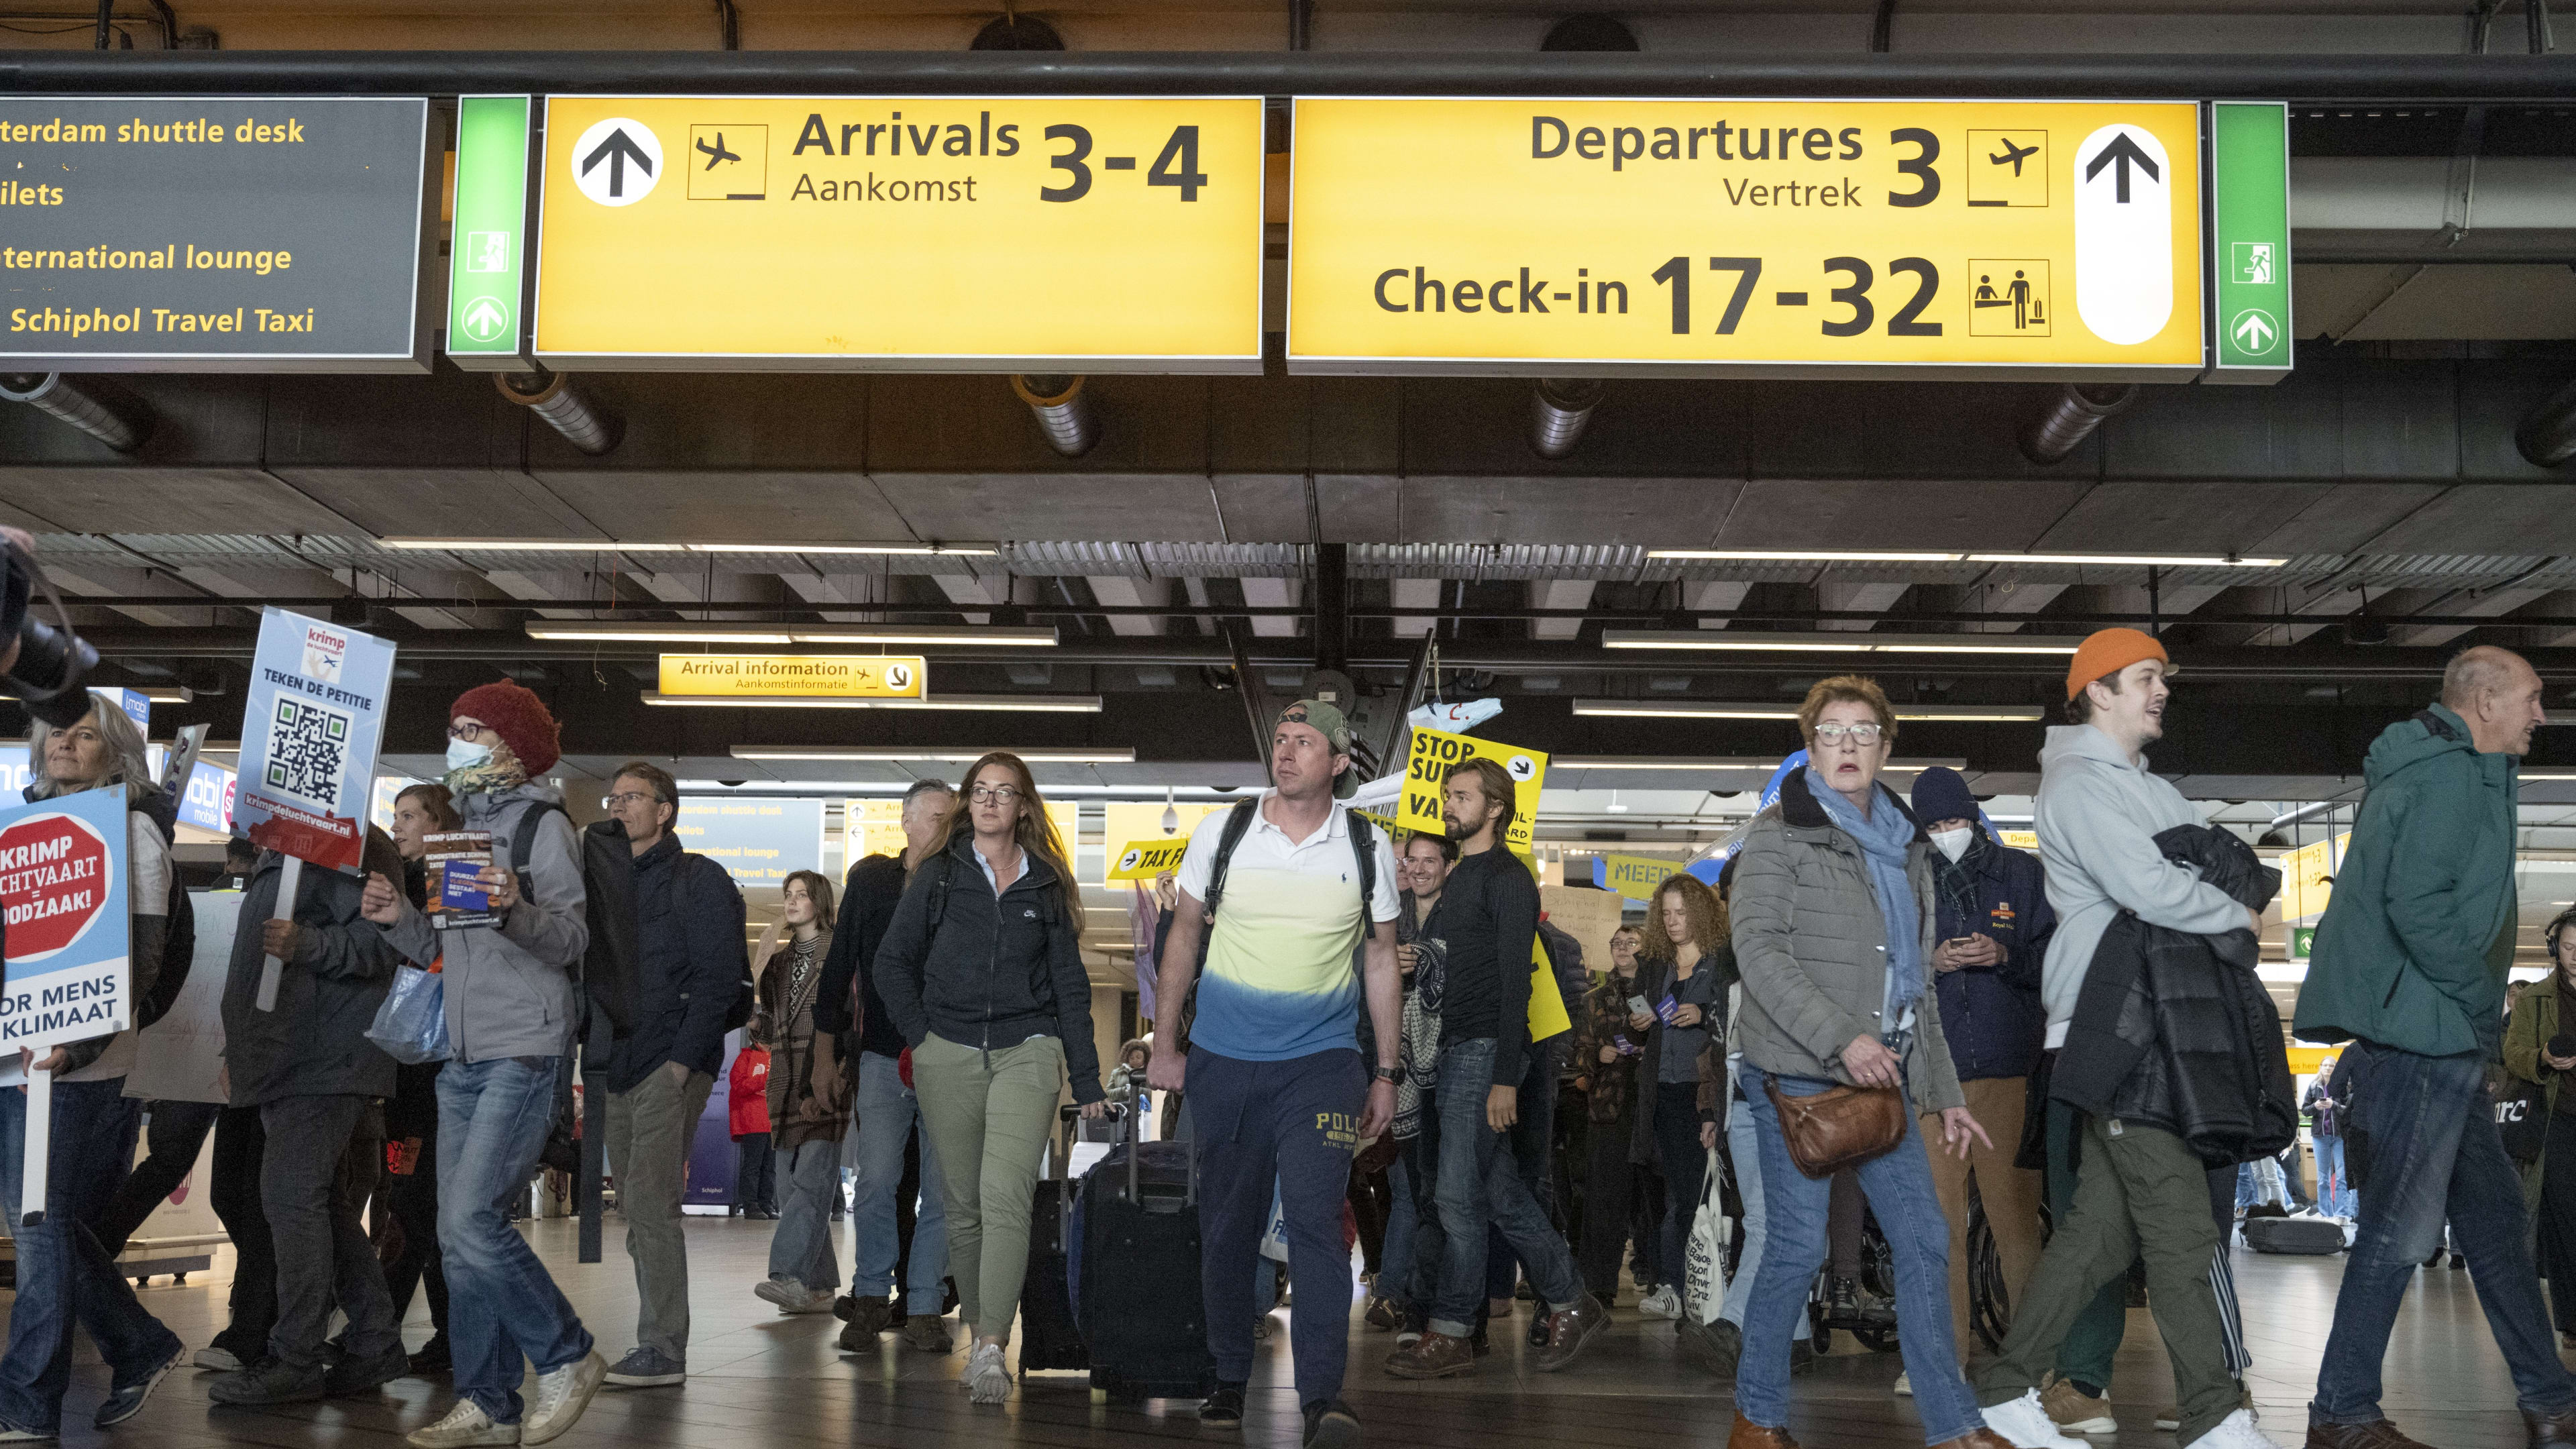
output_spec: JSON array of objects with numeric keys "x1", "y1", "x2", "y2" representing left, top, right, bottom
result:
[
  {"x1": 1069, "y1": 1091, "x2": 1212, "y2": 1404},
  {"x1": 1015, "y1": 1108, "x2": 1093, "y2": 1377},
  {"x1": 2243, "y1": 1214, "x2": 2345, "y2": 1255}
]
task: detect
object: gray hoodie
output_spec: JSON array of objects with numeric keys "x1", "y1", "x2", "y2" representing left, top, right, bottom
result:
[
  {"x1": 2033, "y1": 724, "x2": 2251, "y2": 1048},
  {"x1": 379, "y1": 782, "x2": 588, "y2": 1063}
]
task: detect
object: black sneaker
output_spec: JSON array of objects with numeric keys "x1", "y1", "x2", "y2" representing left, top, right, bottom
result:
[
  {"x1": 409, "y1": 1334, "x2": 453, "y2": 1377},
  {"x1": 95, "y1": 1349, "x2": 183, "y2": 1428},
  {"x1": 1302, "y1": 1399, "x2": 1360, "y2": 1449},
  {"x1": 207, "y1": 1356, "x2": 328, "y2": 1406},
  {"x1": 1525, "y1": 1311, "x2": 1550, "y2": 1348},
  {"x1": 325, "y1": 1343, "x2": 412, "y2": 1397},
  {"x1": 1829, "y1": 1276, "x2": 1860, "y2": 1321},
  {"x1": 1200, "y1": 1383, "x2": 1246, "y2": 1428}
]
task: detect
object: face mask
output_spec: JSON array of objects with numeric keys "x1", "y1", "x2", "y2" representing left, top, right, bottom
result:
[
  {"x1": 446, "y1": 737, "x2": 494, "y2": 772},
  {"x1": 1931, "y1": 827, "x2": 1974, "y2": 863}
]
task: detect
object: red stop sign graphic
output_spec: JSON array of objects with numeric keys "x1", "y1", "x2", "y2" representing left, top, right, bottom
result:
[{"x1": 0, "y1": 812, "x2": 111, "y2": 962}]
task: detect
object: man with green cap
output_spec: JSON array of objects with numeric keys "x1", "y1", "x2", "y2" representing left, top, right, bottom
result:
[{"x1": 1151, "y1": 699, "x2": 1401, "y2": 1448}]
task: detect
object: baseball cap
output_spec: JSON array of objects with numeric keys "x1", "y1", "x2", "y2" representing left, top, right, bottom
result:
[
  {"x1": 1275, "y1": 699, "x2": 1359, "y2": 799},
  {"x1": 2065, "y1": 627, "x2": 2171, "y2": 702}
]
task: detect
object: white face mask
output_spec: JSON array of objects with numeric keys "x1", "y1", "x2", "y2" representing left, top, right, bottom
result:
[
  {"x1": 1931, "y1": 826, "x2": 1974, "y2": 863},
  {"x1": 446, "y1": 737, "x2": 494, "y2": 772}
]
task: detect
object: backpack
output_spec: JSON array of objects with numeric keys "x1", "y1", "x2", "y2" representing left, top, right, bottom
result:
[
  {"x1": 511, "y1": 802, "x2": 641, "y2": 1038},
  {"x1": 125, "y1": 788, "x2": 192, "y2": 1032}
]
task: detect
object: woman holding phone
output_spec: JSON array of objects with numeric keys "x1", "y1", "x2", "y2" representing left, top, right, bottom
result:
[{"x1": 1626, "y1": 875, "x2": 1735, "y2": 1322}]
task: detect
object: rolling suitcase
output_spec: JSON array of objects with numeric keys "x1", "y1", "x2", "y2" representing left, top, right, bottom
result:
[
  {"x1": 1014, "y1": 1106, "x2": 1094, "y2": 1377},
  {"x1": 2243, "y1": 1213, "x2": 2346, "y2": 1255},
  {"x1": 1069, "y1": 1087, "x2": 1212, "y2": 1405}
]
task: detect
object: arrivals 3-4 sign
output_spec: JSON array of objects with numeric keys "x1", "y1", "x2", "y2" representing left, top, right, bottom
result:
[
  {"x1": 1289, "y1": 99, "x2": 2205, "y2": 377},
  {"x1": 527, "y1": 96, "x2": 1265, "y2": 370}
]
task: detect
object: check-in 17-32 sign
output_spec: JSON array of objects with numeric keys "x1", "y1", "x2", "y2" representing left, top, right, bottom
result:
[
  {"x1": 1289, "y1": 98, "x2": 2204, "y2": 377},
  {"x1": 531, "y1": 96, "x2": 1265, "y2": 370}
]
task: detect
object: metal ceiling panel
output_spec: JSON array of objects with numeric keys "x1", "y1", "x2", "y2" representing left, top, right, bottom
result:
[
  {"x1": 528, "y1": 470, "x2": 915, "y2": 544},
  {"x1": 2343, "y1": 266, "x2": 2576, "y2": 341},
  {"x1": 0, "y1": 468, "x2": 364, "y2": 536},
  {"x1": 272, "y1": 468, "x2": 604, "y2": 541},
  {"x1": 2355, "y1": 486, "x2": 2576, "y2": 554},
  {"x1": 2032, "y1": 482, "x2": 2342, "y2": 555},
  {"x1": 1401, "y1": 476, "x2": 1744, "y2": 547},
  {"x1": 1717, "y1": 478, "x2": 2089, "y2": 551}
]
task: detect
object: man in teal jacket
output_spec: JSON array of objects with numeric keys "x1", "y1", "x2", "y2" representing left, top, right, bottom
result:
[{"x1": 2294, "y1": 645, "x2": 2575, "y2": 1449}]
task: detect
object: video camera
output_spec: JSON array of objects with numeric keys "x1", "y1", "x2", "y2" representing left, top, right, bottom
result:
[{"x1": 0, "y1": 541, "x2": 99, "y2": 729}]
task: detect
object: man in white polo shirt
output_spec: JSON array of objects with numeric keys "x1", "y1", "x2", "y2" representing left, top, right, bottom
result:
[{"x1": 1149, "y1": 700, "x2": 1401, "y2": 1449}]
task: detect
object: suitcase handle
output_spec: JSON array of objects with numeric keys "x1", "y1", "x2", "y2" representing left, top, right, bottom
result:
[{"x1": 1118, "y1": 1078, "x2": 1195, "y2": 1210}]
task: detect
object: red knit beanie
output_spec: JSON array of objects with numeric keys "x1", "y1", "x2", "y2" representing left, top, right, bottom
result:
[{"x1": 450, "y1": 680, "x2": 561, "y2": 776}]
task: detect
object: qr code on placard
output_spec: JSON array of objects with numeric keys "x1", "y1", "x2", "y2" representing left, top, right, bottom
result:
[{"x1": 262, "y1": 696, "x2": 351, "y2": 809}]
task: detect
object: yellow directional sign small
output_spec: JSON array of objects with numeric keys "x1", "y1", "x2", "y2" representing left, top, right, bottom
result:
[
  {"x1": 1109, "y1": 838, "x2": 1193, "y2": 882},
  {"x1": 656, "y1": 655, "x2": 926, "y2": 700}
]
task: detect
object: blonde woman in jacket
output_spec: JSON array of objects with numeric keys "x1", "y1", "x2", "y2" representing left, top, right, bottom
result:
[
  {"x1": 753, "y1": 870, "x2": 849, "y2": 1316},
  {"x1": 2504, "y1": 908, "x2": 2576, "y2": 1349}
]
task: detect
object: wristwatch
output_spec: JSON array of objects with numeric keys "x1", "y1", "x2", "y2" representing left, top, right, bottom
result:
[{"x1": 1373, "y1": 1065, "x2": 1400, "y2": 1083}]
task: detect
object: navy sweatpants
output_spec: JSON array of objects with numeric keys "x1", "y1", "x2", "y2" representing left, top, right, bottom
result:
[{"x1": 1189, "y1": 1045, "x2": 1366, "y2": 1407}]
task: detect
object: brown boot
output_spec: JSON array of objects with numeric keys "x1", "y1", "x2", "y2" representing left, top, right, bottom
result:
[
  {"x1": 1729, "y1": 1413, "x2": 1803, "y2": 1449},
  {"x1": 902, "y1": 1316, "x2": 953, "y2": 1354},
  {"x1": 2526, "y1": 1407, "x2": 2576, "y2": 1449},
  {"x1": 1384, "y1": 1332, "x2": 1477, "y2": 1380},
  {"x1": 1533, "y1": 1293, "x2": 1608, "y2": 1373},
  {"x1": 2306, "y1": 1423, "x2": 2436, "y2": 1449},
  {"x1": 1930, "y1": 1432, "x2": 2023, "y2": 1449}
]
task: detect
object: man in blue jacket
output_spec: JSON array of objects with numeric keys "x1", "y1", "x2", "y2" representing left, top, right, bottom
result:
[
  {"x1": 1911, "y1": 767, "x2": 2054, "y2": 1377},
  {"x1": 2294, "y1": 647, "x2": 2576, "y2": 1449},
  {"x1": 598, "y1": 761, "x2": 749, "y2": 1389}
]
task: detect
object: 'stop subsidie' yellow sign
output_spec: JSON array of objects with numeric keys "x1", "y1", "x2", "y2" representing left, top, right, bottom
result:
[
  {"x1": 658, "y1": 654, "x2": 927, "y2": 699},
  {"x1": 1289, "y1": 98, "x2": 2204, "y2": 378},
  {"x1": 535, "y1": 96, "x2": 1265, "y2": 370}
]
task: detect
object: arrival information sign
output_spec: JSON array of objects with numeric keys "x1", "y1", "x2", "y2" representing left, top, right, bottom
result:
[
  {"x1": 1289, "y1": 98, "x2": 2205, "y2": 378},
  {"x1": 0, "y1": 97, "x2": 432, "y2": 371},
  {"x1": 531, "y1": 95, "x2": 1265, "y2": 370}
]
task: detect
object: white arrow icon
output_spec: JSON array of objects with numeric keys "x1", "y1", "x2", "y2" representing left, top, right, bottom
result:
[
  {"x1": 460, "y1": 297, "x2": 510, "y2": 343},
  {"x1": 2231, "y1": 308, "x2": 2279, "y2": 354}
]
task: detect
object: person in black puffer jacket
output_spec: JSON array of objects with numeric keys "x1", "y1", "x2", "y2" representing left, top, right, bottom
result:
[{"x1": 873, "y1": 752, "x2": 1105, "y2": 1407}]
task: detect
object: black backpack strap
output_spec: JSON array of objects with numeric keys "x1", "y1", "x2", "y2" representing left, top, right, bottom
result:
[
  {"x1": 929, "y1": 851, "x2": 957, "y2": 935},
  {"x1": 511, "y1": 798, "x2": 568, "y2": 879},
  {"x1": 1344, "y1": 808, "x2": 1379, "y2": 920},
  {"x1": 1201, "y1": 798, "x2": 1260, "y2": 922}
]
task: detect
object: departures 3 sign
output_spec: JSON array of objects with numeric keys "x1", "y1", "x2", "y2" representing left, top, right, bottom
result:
[
  {"x1": 1287, "y1": 98, "x2": 2205, "y2": 378},
  {"x1": 532, "y1": 95, "x2": 1265, "y2": 370}
]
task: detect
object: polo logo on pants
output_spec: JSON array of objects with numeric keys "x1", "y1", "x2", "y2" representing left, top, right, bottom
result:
[{"x1": 1314, "y1": 1110, "x2": 1358, "y2": 1151}]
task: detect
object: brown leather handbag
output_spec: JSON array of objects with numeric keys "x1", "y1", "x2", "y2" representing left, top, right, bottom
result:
[{"x1": 1763, "y1": 1075, "x2": 1907, "y2": 1179}]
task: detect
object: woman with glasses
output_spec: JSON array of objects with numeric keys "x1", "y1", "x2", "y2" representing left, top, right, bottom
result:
[
  {"x1": 1726, "y1": 677, "x2": 2054, "y2": 1449},
  {"x1": 875, "y1": 752, "x2": 1106, "y2": 1406}
]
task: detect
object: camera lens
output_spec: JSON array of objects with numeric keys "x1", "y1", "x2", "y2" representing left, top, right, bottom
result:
[{"x1": 7, "y1": 616, "x2": 99, "y2": 729}]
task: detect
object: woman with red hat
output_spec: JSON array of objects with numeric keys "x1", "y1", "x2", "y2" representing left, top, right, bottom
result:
[{"x1": 361, "y1": 680, "x2": 607, "y2": 1448}]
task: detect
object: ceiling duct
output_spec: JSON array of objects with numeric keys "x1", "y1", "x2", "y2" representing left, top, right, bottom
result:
[
  {"x1": 496, "y1": 367, "x2": 623, "y2": 455},
  {"x1": 2517, "y1": 374, "x2": 2576, "y2": 468},
  {"x1": 2017, "y1": 382, "x2": 2138, "y2": 464},
  {"x1": 0, "y1": 372, "x2": 153, "y2": 453},
  {"x1": 1529, "y1": 378, "x2": 1605, "y2": 460},
  {"x1": 1012, "y1": 374, "x2": 1097, "y2": 458}
]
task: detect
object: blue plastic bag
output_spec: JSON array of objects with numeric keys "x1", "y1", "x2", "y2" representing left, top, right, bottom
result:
[{"x1": 364, "y1": 964, "x2": 451, "y2": 1065}]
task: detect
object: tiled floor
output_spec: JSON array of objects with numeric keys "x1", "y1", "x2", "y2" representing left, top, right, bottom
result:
[{"x1": 35, "y1": 1216, "x2": 2569, "y2": 1449}]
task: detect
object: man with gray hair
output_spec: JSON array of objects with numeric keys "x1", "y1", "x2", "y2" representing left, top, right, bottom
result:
[
  {"x1": 2296, "y1": 645, "x2": 2576, "y2": 1449},
  {"x1": 816, "y1": 776, "x2": 959, "y2": 1352}
]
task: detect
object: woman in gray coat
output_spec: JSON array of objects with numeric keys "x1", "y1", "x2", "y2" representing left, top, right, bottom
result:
[{"x1": 1725, "y1": 677, "x2": 2059, "y2": 1449}]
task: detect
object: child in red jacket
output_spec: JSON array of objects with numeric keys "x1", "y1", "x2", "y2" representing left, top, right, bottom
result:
[{"x1": 730, "y1": 1047, "x2": 777, "y2": 1220}]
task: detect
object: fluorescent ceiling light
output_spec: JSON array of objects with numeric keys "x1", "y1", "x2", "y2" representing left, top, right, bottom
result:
[
  {"x1": 381, "y1": 537, "x2": 688, "y2": 552},
  {"x1": 731, "y1": 746, "x2": 1136, "y2": 763},
  {"x1": 2524, "y1": 773, "x2": 2576, "y2": 782},
  {"x1": 682, "y1": 543, "x2": 999, "y2": 556},
  {"x1": 643, "y1": 693, "x2": 1099, "y2": 713},
  {"x1": 1646, "y1": 549, "x2": 1965, "y2": 563},
  {"x1": 1603, "y1": 630, "x2": 2084, "y2": 656},
  {"x1": 1555, "y1": 755, "x2": 1969, "y2": 771},
  {"x1": 1966, "y1": 553, "x2": 2286, "y2": 568},
  {"x1": 523, "y1": 622, "x2": 1057, "y2": 647},
  {"x1": 1572, "y1": 700, "x2": 2043, "y2": 722},
  {"x1": 138, "y1": 687, "x2": 194, "y2": 704}
]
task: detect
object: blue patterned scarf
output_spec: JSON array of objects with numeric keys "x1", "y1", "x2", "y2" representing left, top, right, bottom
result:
[{"x1": 1805, "y1": 769, "x2": 1927, "y2": 1012}]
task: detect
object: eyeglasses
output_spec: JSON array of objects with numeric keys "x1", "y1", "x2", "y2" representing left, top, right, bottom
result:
[
  {"x1": 969, "y1": 785, "x2": 1023, "y2": 805},
  {"x1": 602, "y1": 791, "x2": 659, "y2": 810},
  {"x1": 447, "y1": 722, "x2": 487, "y2": 741},
  {"x1": 1813, "y1": 722, "x2": 1885, "y2": 745}
]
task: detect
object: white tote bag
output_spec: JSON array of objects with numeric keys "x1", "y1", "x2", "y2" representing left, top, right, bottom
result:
[{"x1": 1682, "y1": 1144, "x2": 1731, "y2": 1326}]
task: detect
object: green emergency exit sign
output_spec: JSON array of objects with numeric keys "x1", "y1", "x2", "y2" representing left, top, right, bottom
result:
[
  {"x1": 2211, "y1": 101, "x2": 2291, "y2": 379},
  {"x1": 447, "y1": 95, "x2": 533, "y2": 370},
  {"x1": 2290, "y1": 924, "x2": 2316, "y2": 961}
]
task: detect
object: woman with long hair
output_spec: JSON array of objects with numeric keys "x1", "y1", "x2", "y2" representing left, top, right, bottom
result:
[
  {"x1": 875, "y1": 753, "x2": 1106, "y2": 1405},
  {"x1": 1627, "y1": 875, "x2": 1735, "y2": 1323},
  {"x1": 2506, "y1": 908, "x2": 2576, "y2": 1349},
  {"x1": 382, "y1": 782, "x2": 462, "y2": 1375},
  {"x1": 753, "y1": 869, "x2": 851, "y2": 1316}
]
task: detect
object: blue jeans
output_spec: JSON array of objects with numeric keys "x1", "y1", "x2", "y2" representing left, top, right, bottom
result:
[
  {"x1": 849, "y1": 1051, "x2": 949, "y2": 1311},
  {"x1": 2314, "y1": 1133, "x2": 2353, "y2": 1218},
  {"x1": 2310, "y1": 1044, "x2": 2576, "y2": 1427},
  {"x1": 1427, "y1": 1037, "x2": 1580, "y2": 1337},
  {"x1": 1652, "y1": 1080, "x2": 1707, "y2": 1298},
  {"x1": 1737, "y1": 1066, "x2": 1981, "y2": 1445},
  {"x1": 439, "y1": 1056, "x2": 594, "y2": 1425},
  {"x1": 768, "y1": 1137, "x2": 844, "y2": 1291},
  {"x1": 1721, "y1": 1080, "x2": 1809, "y2": 1339},
  {"x1": 0, "y1": 1079, "x2": 180, "y2": 1433},
  {"x1": 1380, "y1": 1152, "x2": 1417, "y2": 1306}
]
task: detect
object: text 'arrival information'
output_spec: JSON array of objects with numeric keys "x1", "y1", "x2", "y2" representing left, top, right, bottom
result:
[
  {"x1": 534, "y1": 95, "x2": 1265, "y2": 370},
  {"x1": 1288, "y1": 98, "x2": 2204, "y2": 377}
]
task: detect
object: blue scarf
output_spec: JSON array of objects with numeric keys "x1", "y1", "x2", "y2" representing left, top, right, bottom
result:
[{"x1": 1805, "y1": 769, "x2": 1927, "y2": 1013}]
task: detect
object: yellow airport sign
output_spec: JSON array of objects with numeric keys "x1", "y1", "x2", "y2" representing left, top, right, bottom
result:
[
  {"x1": 1595, "y1": 853, "x2": 1684, "y2": 902},
  {"x1": 535, "y1": 96, "x2": 1265, "y2": 370},
  {"x1": 658, "y1": 654, "x2": 926, "y2": 699},
  {"x1": 1289, "y1": 98, "x2": 2204, "y2": 377},
  {"x1": 1109, "y1": 837, "x2": 1193, "y2": 882}
]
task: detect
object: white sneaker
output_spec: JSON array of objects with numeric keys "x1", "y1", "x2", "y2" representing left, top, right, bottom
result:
[
  {"x1": 193, "y1": 1346, "x2": 245, "y2": 1373},
  {"x1": 1986, "y1": 1389, "x2": 2092, "y2": 1449},
  {"x1": 791, "y1": 1287, "x2": 838, "y2": 1315},
  {"x1": 1895, "y1": 1371, "x2": 1913, "y2": 1397},
  {"x1": 1638, "y1": 1287, "x2": 1682, "y2": 1320},
  {"x1": 522, "y1": 1352, "x2": 606, "y2": 1446},
  {"x1": 408, "y1": 1401, "x2": 521, "y2": 1449},
  {"x1": 754, "y1": 1277, "x2": 811, "y2": 1309},
  {"x1": 2184, "y1": 1408, "x2": 2271, "y2": 1449},
  {"x1": 963, "y1": 1342, "x2": 1010, "y2": 1405}
]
